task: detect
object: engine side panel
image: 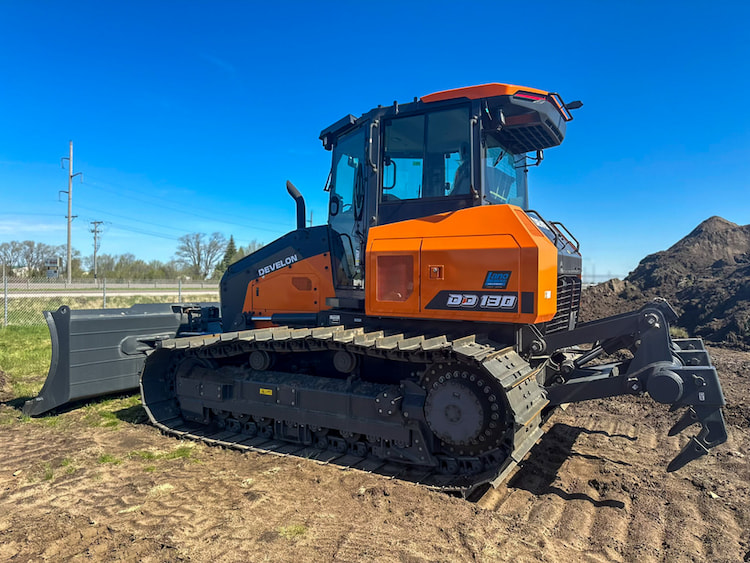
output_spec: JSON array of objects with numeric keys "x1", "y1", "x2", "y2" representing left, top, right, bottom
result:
[
  {"x1": 220, "y1": 225, "x2": 338, "y2": 330},
  {"x1": 365, "y1": 205, "x2": 558, "y2": 324},
  {"x1": 246, "y1": 253, "x2": 335, "y2": 316}
]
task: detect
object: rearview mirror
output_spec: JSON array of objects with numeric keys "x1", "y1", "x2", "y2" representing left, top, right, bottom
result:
[{"x1": 329, "y1": 194, "x2": 341, "y2": 216}]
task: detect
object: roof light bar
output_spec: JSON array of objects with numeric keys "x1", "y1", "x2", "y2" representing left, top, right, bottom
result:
[{"x1": 513, "y1": 91, "x2": 547, "y2": 102}]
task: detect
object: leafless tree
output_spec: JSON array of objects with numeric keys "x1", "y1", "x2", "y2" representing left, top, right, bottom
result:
[
  {"x1": 0, "y1": 241, "x2": 23, "y2": 273},
  {"x1": 175, "y1": 232, "x2": 227, "y2": 279},
  {"x1": 19, "y1": 241, "x2": 61, "y2": 276}
]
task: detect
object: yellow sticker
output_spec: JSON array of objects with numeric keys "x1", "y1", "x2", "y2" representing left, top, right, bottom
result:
[{"x1": 259, "y1": 388, "x2": 273, "y2": 396}]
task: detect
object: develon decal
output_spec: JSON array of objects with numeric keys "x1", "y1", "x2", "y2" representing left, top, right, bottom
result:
[{"x1": 258, "y1": 254, "x2": 298, "y2": 276}]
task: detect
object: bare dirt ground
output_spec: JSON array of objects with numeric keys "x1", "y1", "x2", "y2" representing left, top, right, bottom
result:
[{"x1": 0, "y1": 346, "x2": 747, "y2": 562}]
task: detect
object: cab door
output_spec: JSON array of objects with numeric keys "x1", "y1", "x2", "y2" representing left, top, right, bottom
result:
[{"x1": 328, "y1": 126, "x2": 367, "y2": 290}]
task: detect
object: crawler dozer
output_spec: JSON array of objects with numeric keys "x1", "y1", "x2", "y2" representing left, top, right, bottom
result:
[{"x1": 27, "y1": 83, "x2": 727, "y2": 496}]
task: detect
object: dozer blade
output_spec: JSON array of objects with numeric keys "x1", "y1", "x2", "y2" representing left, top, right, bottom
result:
[{"x1": 23, "y1": 303, "x2": 212, "y2": 416}]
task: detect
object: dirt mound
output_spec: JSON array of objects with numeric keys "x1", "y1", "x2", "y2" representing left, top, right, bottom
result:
[{"x1": 580, "y1": 216, "x2": 750, "y2": 349}]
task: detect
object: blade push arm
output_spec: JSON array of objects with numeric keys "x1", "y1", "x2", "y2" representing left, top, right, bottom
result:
[{"x1": 536, "y1": 300, "x2": 727, "y2": 472}]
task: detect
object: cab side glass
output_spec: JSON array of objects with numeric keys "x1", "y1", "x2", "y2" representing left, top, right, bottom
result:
[
  {"x1": 329, "y1": 128, "x2": 366, "y2": 287},
  {"x1": 483, "y1": 141, "x2": 527, "y2": 208},
  {"x1": 382, "y1": 107, "x2": 471, "y2": 201},
  {"x1": 331, "y1": 135, "x2": 362, "y2": 214},
  {"x1": 383, "y1": 114, "x2": 424, "y2": 200}
]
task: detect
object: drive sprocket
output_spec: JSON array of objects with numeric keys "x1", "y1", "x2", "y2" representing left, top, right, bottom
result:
[{"x1": 421, "y1": 364, "x2": 510, "y2": 457}]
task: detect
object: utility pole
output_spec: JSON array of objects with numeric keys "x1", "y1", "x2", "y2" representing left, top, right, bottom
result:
[
  {"x1": 90, "y1": 221, "x2": 103, "y2": 281},
  {"x1": 60, "y1": 141, "x2": 82, "y2": 283}
]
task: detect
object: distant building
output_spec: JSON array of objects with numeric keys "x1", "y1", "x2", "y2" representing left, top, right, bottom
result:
[{"x1": 45, "y1": 257, "x2": 61, "y2": 278}]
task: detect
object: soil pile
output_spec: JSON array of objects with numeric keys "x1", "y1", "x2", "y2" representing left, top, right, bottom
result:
[{"x1": 581, "y1": 216, "x2": 750, "y2": 348}]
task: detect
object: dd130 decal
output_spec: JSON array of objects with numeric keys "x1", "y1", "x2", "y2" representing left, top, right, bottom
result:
[{"x1": 426, "y1": 291, "x2": 518, "y2": 312}]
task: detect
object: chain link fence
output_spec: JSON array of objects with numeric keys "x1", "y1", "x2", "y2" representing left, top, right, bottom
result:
[
  {"x1": 2, "y1": 272, "x2": 622, "y2": 327},
  {"x1": 1, "y1": 276, "x2": 220, "y2": 327}
]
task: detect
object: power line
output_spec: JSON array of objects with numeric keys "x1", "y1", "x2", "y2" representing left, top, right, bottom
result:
[
  {"x1": 106, "y1": 223, "x2": 181, "y2": 241},
  {"x1": 0, "y1": 212, "x2": 64, "y2": 217},
  {"x1": 81, "y1": 176, "x2": 290, "y2": 231},
  {"x1": 78, "y1": 196, "x2": 285, "y2": 235},
  {"x1": 76, "y1": 203, "x2": 188, "y2": 233}
]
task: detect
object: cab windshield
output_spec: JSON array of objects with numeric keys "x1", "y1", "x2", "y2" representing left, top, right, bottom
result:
[{"x1": 483, "y1": 135, "x2": 528, "y2": 208}]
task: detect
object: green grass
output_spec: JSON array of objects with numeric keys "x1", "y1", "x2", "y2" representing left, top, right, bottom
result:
[
  {"x1": 127, "y1": 445, "x2": 195, "y2": 463},
  {"x1": 0, "y1": 325, "x2": 51, "y2": 399},
  {"x1": 98, "y1": 453, "x2": 122, "y2": 465},
  {"x1": 130, "y1": 450, "x2": 159, "y2": 461},
  {"x1": 81, "y1": 394, "x2": 142, "y2": 429},
  {"x1": 670, "y1": 326, "x2": 690, "y2": 339},
  {"x1": 0, "y1": 408, "x2": 19, "y2": 425},
  {"x1": 278, "y1": 524, "x2": 307, "y2": 540},
  {"x1": 42, "y1": 462, "x2": 54, "y2": 481},
  {"x1": 26, "y1": 458, "x2": 78, "y2": 483},
  {"x1": 60, "y1": 458, "x2": 76, "y2": 475},
  {"x1": 162, "y1": 446, "x2": 194, "y2": 460}
]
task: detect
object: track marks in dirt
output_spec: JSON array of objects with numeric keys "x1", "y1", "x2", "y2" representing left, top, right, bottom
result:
[
  {"x1": 474, "y1": 398, "x2": 750, "y2": 563},
  {"x1": 1, "y1": 350, "x2": 749, "y2": 563}
]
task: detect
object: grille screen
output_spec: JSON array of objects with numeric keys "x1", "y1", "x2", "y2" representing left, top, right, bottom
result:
[
  {"x1": 499, "y1": 123, "x2": 561, "y2": 153},
  {"x1": 546, "y1": 276, "x2": 581, "y2": 334}
]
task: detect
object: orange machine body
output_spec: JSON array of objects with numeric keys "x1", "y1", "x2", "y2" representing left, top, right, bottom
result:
[
  {"x1": 242, "y1": 252, "x2": 337, "y2": 318},
  {"x1": 365, "y1": 205, "x2": 559, "y2": 324}
]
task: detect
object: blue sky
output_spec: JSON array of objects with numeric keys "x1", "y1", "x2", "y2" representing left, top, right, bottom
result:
[{"x1": 1, "y1": 1, "x2": 748, "y2": 281}]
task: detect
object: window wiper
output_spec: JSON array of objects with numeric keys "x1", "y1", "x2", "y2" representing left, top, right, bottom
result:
[{"x1": 493, "y1": 151, "x2": 505, "y2": 167}]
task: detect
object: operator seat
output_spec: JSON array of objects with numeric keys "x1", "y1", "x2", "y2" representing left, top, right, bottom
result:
[{"x1": 451, "y1": 142, "x2": 470, "y2": 196}]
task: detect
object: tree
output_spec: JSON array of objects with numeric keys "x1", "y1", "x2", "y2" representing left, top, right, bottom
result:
[
  {"x1": 0, "y1": 241, "x2": 23, "y2": 275},
  {"x1": 237, "y1": 239, "x2": 264, "y2": 260},
  {"x1": 84, "y1": 253, "x2": 117, "y2": 278},
  {"x1": 212, "y1": 237, "x2": 266, "y2": 279},
  {"x1": 175, "y1": 232, "x2": 227, "y2": 279},
  {"x1": 61, "y1": 247, "x2": 84, "y2": 278},
  {"x1": 213, "y1": 235, "x2": 239, "y2": 278},
  {"x1": 18, "y1": 241, "x2": 64, "y2": 277},
  {"x1": 223, "y1": 236, "x2": 237, "y2": 265}
]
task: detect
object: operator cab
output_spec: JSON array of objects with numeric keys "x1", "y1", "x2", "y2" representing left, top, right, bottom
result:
[{"x1": 320, "y1": 83, "x2": 576, "y2": 293}]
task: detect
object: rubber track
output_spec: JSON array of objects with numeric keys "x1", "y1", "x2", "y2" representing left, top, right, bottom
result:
[{"x1": 142, "y1": 325, "x2": 549, "y2": 496}]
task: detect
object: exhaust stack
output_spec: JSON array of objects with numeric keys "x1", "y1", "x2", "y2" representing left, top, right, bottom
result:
[{"x1": 286, "y1": 180, "x2": 306, "y2": 230}]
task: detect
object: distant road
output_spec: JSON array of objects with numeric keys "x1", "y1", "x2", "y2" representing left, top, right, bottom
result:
[{"x1": 5, "y1": 290, "x2": 219, "y2": 298}]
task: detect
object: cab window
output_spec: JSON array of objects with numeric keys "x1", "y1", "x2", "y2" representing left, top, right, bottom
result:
[
  {"x1": 329, "y1": 128, "x2": 366, "y2": 287},
  {"x1": 483, "y1": 135, "x2": 528, "y2": 208},
  {"x1": 382, "y1": 106, "x2": 470, "y2": 201}
]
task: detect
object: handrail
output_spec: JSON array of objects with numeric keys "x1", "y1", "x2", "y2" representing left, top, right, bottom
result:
[
  {"x1": 367, "y1": 120, "x2": 379, "y2": 173},
  {"x1": 525, "y1": 209, "x2": 558, "y2": 247},
  {"x1": 551, "y1": 220, "x2": 580, "y2": 252}
]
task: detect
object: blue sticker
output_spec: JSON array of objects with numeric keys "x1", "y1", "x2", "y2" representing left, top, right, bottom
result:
[{"x1": 483, "y1": 271, "x2": 511, "y2": 289}]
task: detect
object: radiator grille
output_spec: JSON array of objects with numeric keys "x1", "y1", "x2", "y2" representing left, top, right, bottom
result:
[{"x1": 546, "y1": 276, "x2": 581, "y2": 334}]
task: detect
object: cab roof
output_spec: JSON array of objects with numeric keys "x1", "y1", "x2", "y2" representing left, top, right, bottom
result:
[{"x1": 421, "y1": 83, "x2": 572, "y2": 122}]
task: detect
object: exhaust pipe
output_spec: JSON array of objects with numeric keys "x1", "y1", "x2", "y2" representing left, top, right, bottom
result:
[{"x1": 286, "y1": 180, "x2": 306, "y2": 230}]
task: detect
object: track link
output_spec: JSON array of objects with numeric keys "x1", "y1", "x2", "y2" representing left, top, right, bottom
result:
[{"x1": 141, "y1": 325, "x2": 549, "y2": 496}]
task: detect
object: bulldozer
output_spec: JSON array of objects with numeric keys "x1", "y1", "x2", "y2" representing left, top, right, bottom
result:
[{"x1": 25, "y1": 83, "x2": 727, "y2": 496}]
